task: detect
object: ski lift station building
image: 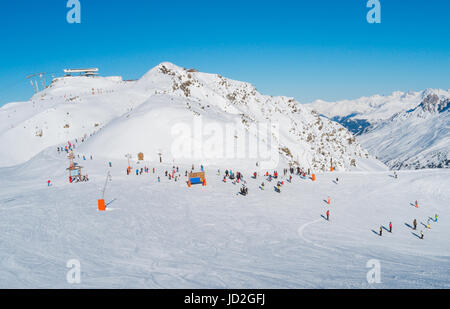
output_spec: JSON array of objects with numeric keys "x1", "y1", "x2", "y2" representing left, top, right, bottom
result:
[{"x1": 64, "y1": 68, "x2": 99, "y2": 77}]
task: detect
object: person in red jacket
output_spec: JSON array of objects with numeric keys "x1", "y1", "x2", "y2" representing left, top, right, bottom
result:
[
  {"x1": 326, "y1": 210, "x2": 330, "y2": 221},
  {"x1": 389, "y1": 222, "x2": 393, "y2": 233}
]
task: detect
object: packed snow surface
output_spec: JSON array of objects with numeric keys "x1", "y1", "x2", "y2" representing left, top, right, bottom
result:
[{"x1": 0, "y1": 149, "x2": 448, "y2": 288}]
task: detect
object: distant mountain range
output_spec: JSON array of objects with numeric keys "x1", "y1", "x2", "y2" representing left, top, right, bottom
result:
[{"x1": 307, "y1": 89, "x2": 450, "y2": 170}]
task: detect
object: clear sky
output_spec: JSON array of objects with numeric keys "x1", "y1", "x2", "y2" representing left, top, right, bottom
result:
[{"x1": 0, "y1": 0, "x2": 448, "y2": 106}]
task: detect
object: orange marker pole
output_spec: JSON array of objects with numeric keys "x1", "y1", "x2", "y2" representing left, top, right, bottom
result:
[{"x1": 98, "y1": 199, "x2": 106, "y2": 211}]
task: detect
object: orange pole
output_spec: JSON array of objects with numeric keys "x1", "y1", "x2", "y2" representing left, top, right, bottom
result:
[{"x1": 98, "y1": 199, "x2": 106, "y2": 211}]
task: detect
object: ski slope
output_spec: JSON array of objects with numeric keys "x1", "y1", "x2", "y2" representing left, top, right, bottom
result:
[
  {"x1": 0, "y1": 62, "x2": 375, "y2": 171},
  {"x1": 0, "y1": 148, "x2": 448, "y2": 288}
]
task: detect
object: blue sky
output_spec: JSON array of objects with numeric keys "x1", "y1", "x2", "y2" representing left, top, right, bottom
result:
[{"x1": 0, "y1": 0, "x2": 449, "y2": 106}]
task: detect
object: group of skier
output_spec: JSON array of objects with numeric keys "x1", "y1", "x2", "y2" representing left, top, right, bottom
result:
[{"x1": 378, "y1": 207, "x2": 439, "y2": 240}]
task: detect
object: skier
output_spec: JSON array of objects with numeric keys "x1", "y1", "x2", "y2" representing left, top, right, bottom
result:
[
  {"x1": 261, "y1": 182, "x2": 265, "y2": 190},
  {"x1": 326, "y1": 210, "x2": 330, "y2": 221},
  {"x1": 109, "y1": 162, "x2": 112, "y2": 168},
  {"x1": 240, "y1": 185, "x2": 248, "y2": 196},
  {"x1": 47, "y1": 180, "x2": 51, "y2": 187},
  {"x1": 158, "y1": 177, "x2": 160, "y2": 183},
  {"x1": 389, "y1": 222, "x2": 393, "y2": 233},
  {"x1": 413, "y1": 219, "x2": 417, "y2": 230},
  {"x1": 420, "y1": 231, "x2": 424, "y2": 240},
  {"x1": 379, "y1": 226, "x2": 383, "y2": 236},
  {"x1": 415, "y1": 200, "x2": 419, "y2": 208},
  {"x1": 435, "y1": 214, "x2": 438, "y2": 223}
]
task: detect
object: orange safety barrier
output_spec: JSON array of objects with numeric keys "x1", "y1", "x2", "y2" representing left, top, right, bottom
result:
[{"x1": 98, "y1": 199, "x2": 106, "y2": 211}]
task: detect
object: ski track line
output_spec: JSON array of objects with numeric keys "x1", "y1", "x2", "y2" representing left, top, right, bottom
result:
[{"x1": 297, "y1": 218, "x2": 336, "y2": 252}]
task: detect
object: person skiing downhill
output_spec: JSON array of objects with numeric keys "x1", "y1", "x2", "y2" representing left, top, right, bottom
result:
[
  {"x1": 413, "y1": 219, "x2": 417, "y2": 230},
  {"x1": 389, "y1": 222, "x2": 393, "y2": 233},
  {"x1": 261, "y1": 182, "x2": 265, "y2": 190},
  {"x1": 420, "y1": 231, "x2": 424, "y2": 240},
  {"x1": 326, "y1": 210, "x2": 330, "y2": 221},
  {"x1": 435, "y1": 214, "x2": 438, "y2": 223},
  {"x1": 379, "y1": 226, "x2": 383, "y2": 236}
]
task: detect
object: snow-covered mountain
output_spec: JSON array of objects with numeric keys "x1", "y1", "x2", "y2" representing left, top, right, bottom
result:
[
  {"x1": 307, "y1": 89, "x2": 450, "y2": 170},
  {"x1": 0, "y1": 62, "x2": 380, "y2": 171}
]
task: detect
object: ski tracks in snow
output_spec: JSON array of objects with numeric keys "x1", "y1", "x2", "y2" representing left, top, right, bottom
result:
[{"x1": 297, "y1": 218, "x2": 336, "y2": 252}]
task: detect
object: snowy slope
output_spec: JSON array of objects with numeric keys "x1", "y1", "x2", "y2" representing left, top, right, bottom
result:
[
  {"x1": 307, "y1": 89, "x2": 450, "y2": 170},
  {"x1": 0, "y1": 75, "x2": 147, "y2": 166},
  {"x1": 0, "y1": 63, "x2": 379, "y2": 172},
  {"x1": 0, "y1": 149, "x2": 448, "y2": 288}
]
